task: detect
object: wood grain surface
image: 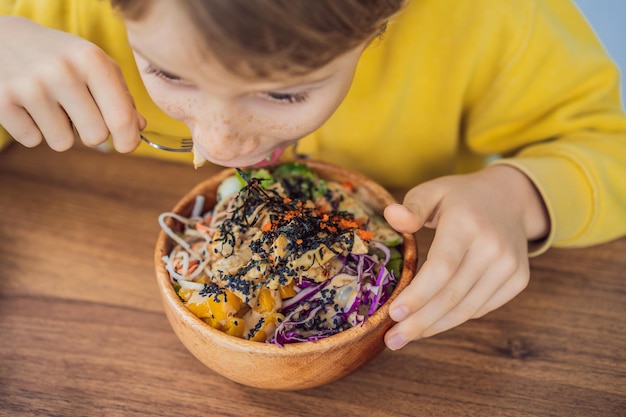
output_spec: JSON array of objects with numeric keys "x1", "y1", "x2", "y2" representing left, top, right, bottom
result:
[{"x1": 1, "y1": 144, "x2": 624, "y2": 417}]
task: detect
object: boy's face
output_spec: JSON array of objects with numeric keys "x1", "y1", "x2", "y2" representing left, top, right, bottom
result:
[{"x1": 124, "y1": 0, "x2": 366, "y2": 168}]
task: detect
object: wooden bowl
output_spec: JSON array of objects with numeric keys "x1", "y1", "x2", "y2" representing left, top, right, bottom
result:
[{"x1": 154, "y1": 160, "x2": 418, "y2": 390}]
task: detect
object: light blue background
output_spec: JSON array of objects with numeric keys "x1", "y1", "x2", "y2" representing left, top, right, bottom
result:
[{"x1": 574, "y1": 0, "x2": 626, "y2": 106}]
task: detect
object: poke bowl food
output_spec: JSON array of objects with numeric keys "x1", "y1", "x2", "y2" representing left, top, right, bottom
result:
[{"x1": 154, "y1": 160, "x2": 417, "y2": 390}]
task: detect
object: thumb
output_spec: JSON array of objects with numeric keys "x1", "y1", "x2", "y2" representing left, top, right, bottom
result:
[{"x1": 383, "y1": 183, "x2": 443, "y2": 234}]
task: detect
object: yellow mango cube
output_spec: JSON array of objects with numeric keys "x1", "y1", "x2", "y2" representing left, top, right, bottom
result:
[
  {"x1": 185, "y1": 296, "x2": 212, "y2": 319},
  {"x1": 202, "y1": 315, "x2": 222, "y2": 330},
  {"x1": 278, "y1": 281, "x2": 297, "y2": 299},
  {"x1": 223, "y1": 316, "x2": 245, "y2": 338},
  {"x1": 255, "y1": 288, "x2": 276, "y2": 313},
  {"x1": 207, "y1": 289, "x2": 243, "y2": 321}
]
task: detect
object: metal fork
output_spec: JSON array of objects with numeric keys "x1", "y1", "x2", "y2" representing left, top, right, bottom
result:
[{"x1": 140, "y1": 134, "x2": 194, "y2": 153}]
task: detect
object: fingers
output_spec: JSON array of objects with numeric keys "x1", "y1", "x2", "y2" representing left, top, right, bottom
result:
[
  {"x1": 20, "y1": 74, "x2": 79, "y2": 151},
  {"x1": 384, "y1": 204, "x2": 422, "y2": 234},
  {"x1": 0, "y1": 77, "x2": 76, "y2": 151},
  {"x1": 0, "y1": 99, "x2": 43, "y2": 148},
  {"x1": 381, "y1": 171, "x2": 537, "y2": 351},
  {"x1": 386, "y1": 259, "x2": 528, "y2": 350},
  {"x1": 82, "y1": 48, "x2": 142, "y2": 153},
  {"x1": 473, "y1": 263, "x2": 529, "y2": 318},
  {"x1": 0, "y1": 20, "x2": 143, "y2": 153},
  {"x1": 2, "y1": 56, "x2": 135, "y2": 152},
  {"x1": 390, "y1": 217, "x2": 470, "y2": 318},
  {"x1": 384, "y1": 182, "x2": 445, "y2": 234},
  {"x1": 385, "y1": 222, "x2": 529, "y2": 350},
  {"x1": 27, "y1": 103, "x2": 75, "y2": 152},
  {"x1": 385, "y1": 230, "x2": 477, "y2": 350},
  {"x1": 56, "y1": 77, "x2": 110, "y2": 148},
  {"x1": 418, "y1": 255, "x2": 526, "y2": 339}
]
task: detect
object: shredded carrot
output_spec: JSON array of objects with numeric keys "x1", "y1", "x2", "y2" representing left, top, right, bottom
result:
[
  {"x1": 261, "y1": 222, "x2": 272, "y2": 232},
  {"x1": 317, "y1": 202, "x2": 331, "y2": 214},
  {"x1": 357, "y1": 229, "x2": 375, "y2": 240},
  {"x1": 338, "y1": 218, "x2": 359, "y2": 229}
]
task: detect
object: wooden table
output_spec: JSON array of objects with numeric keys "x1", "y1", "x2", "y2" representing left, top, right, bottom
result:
[{"x1": 1, "y1": 144, "x2": 624, "y2": 417}]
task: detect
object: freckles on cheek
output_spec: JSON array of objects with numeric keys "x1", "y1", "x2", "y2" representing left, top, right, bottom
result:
[
  {"x1": 259, "y1": 120, "x2": 309, "y2": 140},
  {"x1": 256, "y1": 110, "x2": 325, "y2": 140},
  {"x1": 141, "y1": 80, "x2": 195, "y2": 121},
  {"x1": 285, "y1": 105, "x2": 339, "y2": 139},
  {"x1": 155, "y1": 97, "x2": 197, "y2": 122},
  {"x1": 161, "y1": 102, "x2": 192, "y2": 120}
]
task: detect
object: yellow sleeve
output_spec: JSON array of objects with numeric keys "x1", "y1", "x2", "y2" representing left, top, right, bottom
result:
[{"x1": 464, "y1": 0, "x2": 626, "y2": 252}]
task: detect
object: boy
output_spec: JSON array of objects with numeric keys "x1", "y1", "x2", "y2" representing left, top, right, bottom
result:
[{"x1": 1, "y1": 0, "x2": 625, "y2": 351}]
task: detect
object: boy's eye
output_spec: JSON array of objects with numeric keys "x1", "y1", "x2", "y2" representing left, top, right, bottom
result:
[
  {"x1": 146, "y1": 65, "x2": 183, "y2": 82},
  {"x1": 266, "y1": 92, "x2": 308, "y2": 104}
]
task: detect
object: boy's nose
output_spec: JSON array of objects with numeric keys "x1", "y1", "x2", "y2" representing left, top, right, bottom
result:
[{"x1": 191, "y1": 115, "x2": 258, "y2": 161}]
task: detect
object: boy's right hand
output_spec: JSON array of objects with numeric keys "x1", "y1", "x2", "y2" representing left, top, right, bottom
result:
[{"x1": 0, "y1": 16, "x2": 145, "y2": 152}]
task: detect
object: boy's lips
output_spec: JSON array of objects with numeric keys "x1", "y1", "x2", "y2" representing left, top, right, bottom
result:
[
  {"x1": 249, "y1": 145, "x2": 287, "y2": 168},
  {"x1": 193, "y1": 143, "x2": 288, "y2": 168}
]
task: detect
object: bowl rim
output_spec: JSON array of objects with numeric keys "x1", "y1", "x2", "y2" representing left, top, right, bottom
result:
[{"x1": 154, "y1": 159, "x2": 418, "y2": 354}]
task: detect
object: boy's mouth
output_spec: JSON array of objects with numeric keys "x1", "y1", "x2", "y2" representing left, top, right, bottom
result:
[
  {"x1": 249, "y1": 144, "x2": 288, "y2": 169},
  {"x1": 193, "y1": 142, "x2": 289, "y2": 169}
]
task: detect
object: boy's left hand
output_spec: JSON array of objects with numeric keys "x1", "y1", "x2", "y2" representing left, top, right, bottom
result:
[{"x1": 382, "y1": 165, "x2": 549, "y2": 350}]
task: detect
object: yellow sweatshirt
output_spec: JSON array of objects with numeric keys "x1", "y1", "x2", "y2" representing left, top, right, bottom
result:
[{"x1": 2, "y1": 0, "x2": 626, "y2": 253}]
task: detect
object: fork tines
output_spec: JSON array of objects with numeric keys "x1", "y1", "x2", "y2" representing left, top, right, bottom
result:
[{"x1": 140, "y1": 134, "x2": 194, "y2": 153}]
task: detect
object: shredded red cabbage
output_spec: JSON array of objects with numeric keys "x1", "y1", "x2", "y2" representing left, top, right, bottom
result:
[{"x1": 271, "y1": 252, "x2": 397, "y2": 346}]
